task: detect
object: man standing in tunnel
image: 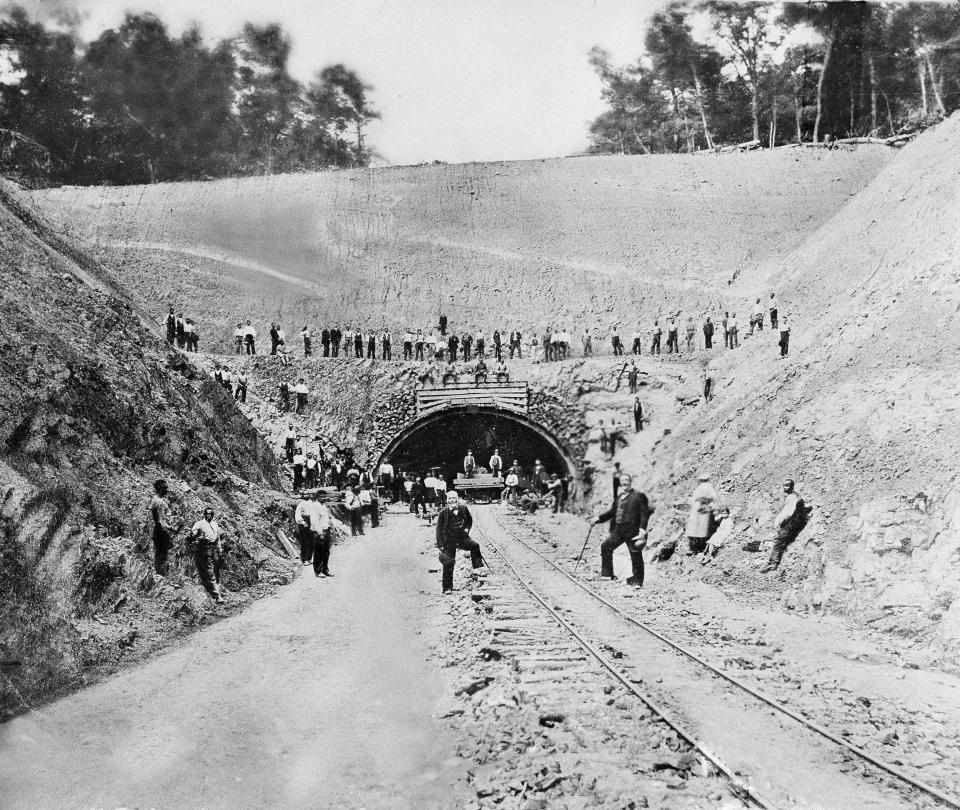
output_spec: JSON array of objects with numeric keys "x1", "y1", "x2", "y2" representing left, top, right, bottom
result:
[
  {"x1": 464, "y1": 450, "x2": 476, "y2": 479},
  {"x1": 436, "y1": 490, "x2": 484, "y2": 594},
  {"x1": 592, "y1": 472, "x2": 651, "y2": 587}
]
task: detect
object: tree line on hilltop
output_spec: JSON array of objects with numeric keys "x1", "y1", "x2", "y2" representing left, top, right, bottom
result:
[
  {"x1": 0, "y1": 7, "x2": 379, "y2": 186},
  {"x1": 588, "y1": 0, "x2": 960, "y2": 153}
]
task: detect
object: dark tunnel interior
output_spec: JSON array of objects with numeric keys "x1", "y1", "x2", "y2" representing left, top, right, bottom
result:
[{"x1": 384, "y1": 409, "x2": 572, "y2": 485}]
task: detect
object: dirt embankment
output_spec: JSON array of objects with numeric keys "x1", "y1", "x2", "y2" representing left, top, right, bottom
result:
[
  {"x1": 632, "y1": 114, "x2": 960, "y2": 667},
  {"x1": 0, "y1": 187, "x2": 297, "y2": 720},
  {"x1": 24, "y1": 147, "x2": 891, "y2": 349}
]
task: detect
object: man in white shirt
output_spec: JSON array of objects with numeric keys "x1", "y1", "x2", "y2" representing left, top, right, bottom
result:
[
  {"x1": 769, "y1": 292, "x2": 779, "y2": 329},
  {"x1": 233, "y1": 322, "x2": 244, "y2": 354},
  {"x1": 292, "y1": 449, "x2": 305, "y2": 492},
  {"x1": 504, "y1": 469, "x2": 519, "y2": 503},
  {"x1": 301, "y1": 326, "x2": 312, "y2": 356},
  {"x1": 475, "y1": 329, "x2": 485, "y2": 358},
  {"x1": 728, "y1": 314, "x2": 739, "y2": 348},
  {"x1": 381, "y1": 329, "x2": 392, "y2": 360},
  {"x1": 581, "y1": 329, "x2": 592, "y2": 357},
  {"x1": 234, "y1": 371, "x2": 248, "y2": 403},
  {"x1": 294, "y1": 379, "x2": 309, "y2": 413},
  {"x1": 751, "y1": 299, "x2": 765, "y2": 334},
  {"x1": 284, "y1": 424, "x2": 297, "y2": 462},
  {"x1": 425, "y1": 330, "x2": 436, "y2": 357},
  {"x1": 343, "y1": 327, "x2": 354, "y2": 358},
  {"x1": 403, "y1": 331, "x2": 414, "y2": 360},
  {"x1": 433, "y1": 474, "x2": 447, "y2": 508},
  {"x1": 631, "y1": 327, "x2": 643, "y2": 355},
  {"x1": 414, "y1": 329, "x2": 425, "y2": 360},
  {"x1": 305, "y1": 452, "x2": 319, "y2": 488},
  {"x1": 295, "y1": 491, "x2": 333, "y2": 576},
  {"x1": 378, "y1": 460, "x2": 394, "y2": 497},
  {"x1": 778, "y1": 316, "x2": 791, "y2": 357},
  {"x1": 243, "y1": 320, "x2": 257, "y2": 355},
  {"x1": 191, "y1": 507, "x2": 224, "y2": 602}
]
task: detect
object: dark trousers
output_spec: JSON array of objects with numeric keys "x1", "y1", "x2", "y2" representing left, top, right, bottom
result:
[
  {"x1": 403, "y1": 343, "x2": 413, "y2": 360},
  {"x1": 332, "y1": 343, "x2": 339, "y2": 357},
  {"x1": 370, "y1": 502, "x2": 380, "y2": 528},
  {"x1": 440, "y1": 538, "x2": 483, "y2": 591},
  {"x1": 703, "y1": 379, "x2": 713, "y2": 402},
  {"x1": 322, "y1": 342, "x2": 330, "y2": 357},
  {"x1": 367, "y1": 342, "x2": 375, "y2": 359},
  {"x1": 632, "y1": 339, "x2": 642, "y2": 355},
  {"x1": 350, "y1": 509, "x2": 364, "y2": 535},
  {"x1": 688, "y1": 535, "x2": 707, "y2": 554},
  {"x1": 285, "y1": 438, "x2": 295, "y2": 462},
  {"x1": 600, "y1": 531, "x2": 645, "y2": 583},
  {"x1": 234, "y1": 384, "x2": 247, "y2": 403},
  {"x1": 612, "y1": 338, "x2": 623, "y2": 356},
  {"x1": 410, "y1": 495, "x2": 428, "y2": 515},
  {"x1": 296, "y1": 393, "x2": 307, "y2": 413},
  {"x1": 293, "y1": 465, "x2": 303, "y2": 491},
  {"x1": 494, "y1": 344, "x2": 502, "y2": 360},
  {"x1": 768, "y1": 527, "x2": 798, "y2": 568},
  {"x1": 245, "y1": 338, "x2": 255, "y2": 354},
  {"x1": 779, "y1": 333, "x2": 790, "y2": 357},
  {"x1": 383, "y1": 343, "x2": 392, "y2": 360},
  {"x1": 153, "y1": 527, "x2": 171, "y2": 575},
  {"x1": 634, "y1": 414, "x2": 643, "y2": 432},
  {"x1": 770, "y1": 309, "x2": 778, "y2": 329},
  {"x1": 304, "y1": 339, "x2": 312, "y2": 356},
  {"x1": 667, "y1": 333, "x2": 679, "y2": 353},
  {"x1": 650, "y1": 336, "x2": 661, "y2": 355},
  {"x1": 704, "y1": 333, "x2": 713, "y2": 349},
  {"x1": 298, "y1": 524, "x2": 314, "y2": 564},
  {"x1": 195, "y1": 542, "x2": 220, "y2": 597},
  {"x1": 313, "y1": 529, "x2": 331, "y2": 574},
  {"x1": 476, "y1": 341, "x2": 484, "y2": 357},
  {"x1": 415, "y1": 344, "x2": 424, "y2": 360}
]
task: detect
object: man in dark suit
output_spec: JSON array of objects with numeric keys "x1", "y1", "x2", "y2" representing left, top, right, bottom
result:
[
  {"x1": 321, "y1": 328, "x2": 331, "y2": 356},
  {"x1": 435, "y1": 490, "x2": 484, "y2": 594},
  {"x1": 593, "y1": 473, "x2": 652, "y2": 587}
]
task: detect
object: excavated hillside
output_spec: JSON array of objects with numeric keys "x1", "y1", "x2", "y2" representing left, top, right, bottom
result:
[
  {"x1": 0, "y1": 187, "x2": 297, "y2": 720},
  {"x1": 25, "y1": 147, "x2": 891, "y2": 348},
  {"x1": 638, "y1": 113, "x2": 960, "y2": 667}
]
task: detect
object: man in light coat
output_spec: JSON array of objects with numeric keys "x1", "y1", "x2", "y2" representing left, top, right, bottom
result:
[{"x1": 685, "y1": 473, "x2": 718, "y2": 555}]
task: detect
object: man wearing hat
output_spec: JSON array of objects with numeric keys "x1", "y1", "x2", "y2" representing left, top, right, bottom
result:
[
  {"x1": 686, "y1": 473, "x2": 718, "y2": 554},
  {"x1": 435, "y1": 490, "x2": 484, "y2": 594},
  {"x1": 295, "y1": 490, "x2": 334, "y2": 577},
  {"x1": 761, "y1": 479, "x2": 807, "y2": 572},
  {"x1": 463, "y1": 450, "x2": 476, "y2": 479},
  {"x1": 190, "y1": 506, "x2": 224, "y2": 602},
  {"x1": 592, "y1": 472, "x2": 652, "y2": 587}
]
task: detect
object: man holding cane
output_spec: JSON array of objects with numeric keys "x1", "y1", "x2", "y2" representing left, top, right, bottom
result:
[{"x1": 592, "y1": 472, "x2": 652, "y2": 587}]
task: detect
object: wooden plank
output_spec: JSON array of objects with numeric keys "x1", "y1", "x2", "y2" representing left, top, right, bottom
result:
[{"x1": 276, "y1": 528, "x2": 297, "y2": 559}]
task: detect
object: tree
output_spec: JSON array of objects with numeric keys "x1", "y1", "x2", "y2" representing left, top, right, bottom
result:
[
  {"x1": 703, "y1": 1, "x2": 782, "y2": 143},
  {"x1": 307, "y1": 64, "x2": 380, "y2": 165},
  {"x1": 645, "y1": 2, "x2": 722, "y2": 149}
]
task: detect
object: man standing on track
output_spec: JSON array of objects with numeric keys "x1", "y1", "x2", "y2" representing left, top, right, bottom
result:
[
  {"x1": 435, "y1": 490, "x2": 484, "y2": 594},
  {"x1": 592, "y1": 472, "x2": 651, "y2": 587}
]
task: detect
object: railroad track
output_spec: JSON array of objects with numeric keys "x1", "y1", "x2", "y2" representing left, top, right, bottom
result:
[{"x1": 470, "y1": 507, "x2": 960, "y2": 810}]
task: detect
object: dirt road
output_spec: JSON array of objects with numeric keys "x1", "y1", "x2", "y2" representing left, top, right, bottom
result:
[{"x1": 0, "y1": 521, "x2": 465, "y2": 810}]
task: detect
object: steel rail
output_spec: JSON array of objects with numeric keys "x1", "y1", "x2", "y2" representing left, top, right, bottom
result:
[
  {"x1": 481, "y1": 509, "x2": 960, "y2": 810},
  {"x1": 472, "y1": 522, "x2": 778, "y2": 810}
]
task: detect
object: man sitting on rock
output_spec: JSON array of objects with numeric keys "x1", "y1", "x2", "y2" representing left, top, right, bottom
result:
[
  {"x1": 495, "y1": 359, "x2": 509, "y2": 383},
  {"x1": 474, "y1": 358, "x2": 488, "y2": 384}
]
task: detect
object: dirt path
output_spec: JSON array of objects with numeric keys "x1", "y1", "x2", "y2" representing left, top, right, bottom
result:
[{"x1": 0, "y1": 521, "x2": 465, "y2": 810}]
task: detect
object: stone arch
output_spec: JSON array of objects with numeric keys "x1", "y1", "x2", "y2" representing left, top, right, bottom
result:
[{"x1": 375, "y1": 404, "x2": 581, "y2": 490}]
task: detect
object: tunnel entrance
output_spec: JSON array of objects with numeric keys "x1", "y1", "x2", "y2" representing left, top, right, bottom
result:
[{"x1": 378, "y1": 406, "x2": 576, "y2": 487}]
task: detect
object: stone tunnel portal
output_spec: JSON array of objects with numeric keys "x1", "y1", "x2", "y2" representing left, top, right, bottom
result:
[{"x1": 378, "y1": 406, "x2": 576, "y2": 487}]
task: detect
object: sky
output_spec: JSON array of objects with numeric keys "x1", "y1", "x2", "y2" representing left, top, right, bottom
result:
[{"x1": 19, "y1": 0, "x2": 664, "y2": 165}]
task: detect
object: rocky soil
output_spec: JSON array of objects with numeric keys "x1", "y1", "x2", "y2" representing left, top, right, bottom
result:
[{"x1": 0, "y1": 186, "x2": 298, "y2": 719}]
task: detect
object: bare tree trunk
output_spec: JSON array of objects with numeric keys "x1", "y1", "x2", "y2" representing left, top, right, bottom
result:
[
  {"x1": 869, "y1": 54, "x2": 878, "y2": 134},
  {"x1": 769, "y1": 96, "x2": 777, "y2": 147},
  {"x1": 813, "y1": 32, "x2": 834, "y2": 143},
  {"x1": 849, "y1": 82, "x2": 855, "y2": 133},
  {"x1": 925, "y1": 52, "x2": 946, "y2": 114},
  {"x1": 355, "y1": 119, "x2": 364, "y2": 165},
  {"x1": 918, "y1": 58, "x2": 928, "y2": 116},
  {"x1": 880, "y1": 89, "x2": 895, "y2": 133},
  {"x1": 750, "y1": 82, "x2": 760, "y2": 142},
  {"x1": 691, "y1": 64, "x2": 714, "y2": 149}
]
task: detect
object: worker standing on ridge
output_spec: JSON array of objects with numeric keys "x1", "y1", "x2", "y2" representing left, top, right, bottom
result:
[
  {"x1": 778, "y1": 316, "x2": 791, "y2": 358},
  {"x1": 269, "y1": 322, "x2": 280, "y2": 355},
  {"x1": 761, "y1": 479, "x2": 808, "y2": 573},
  {"x1": 244, "y1": 320, "x2": 257, "y2": 354},
  {"x1": 464, "y1": 450, "x2": 476, "y2": 479},
  {"x1": 633, "y1": 397, "x2": 643, "y2": 432},
  {"x1": 295, "y1": 490, "x2": 333, "y2": 577},
  {"x1": 769, "y1": 292, "x2": 779, "y2": 329},
  {"x1": 191, "y1": 506, "x2": 224, "y2": 602},
  {"x1": 279, "y1": 380, "x2": 291, "y2": 412},
  {"x1": 302, "y1": 325, "x2": 312, "y2": 356},
  {"x1": 149, "y1": 479, "x2": 175, "y2": 575},
  {"x1": 650, "y1": 320, "x2": 662, "y2": 355},
  {"x1": 294, "y1": 378, "x2": 309, "y2": 414},
  {"x1": 284, "y1": 424, "x2": 297, "y2": 462},
  {"x1": 436, "y1": 490, "x2": 484, "y2": 594},
  {"x1": 165, "y1": 306, "x2": 176, "y2": 345},
  {"x1": 592, "y1": 472, "x2": 651, "y2": 587},
  {"x1": 703, "y1": 316, "x2": 715, "y2": 349}
]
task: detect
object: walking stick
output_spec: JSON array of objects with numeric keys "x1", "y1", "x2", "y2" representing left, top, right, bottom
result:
[{"x1": 573, "y1": 523, "x2": 595, "y2": 575}]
